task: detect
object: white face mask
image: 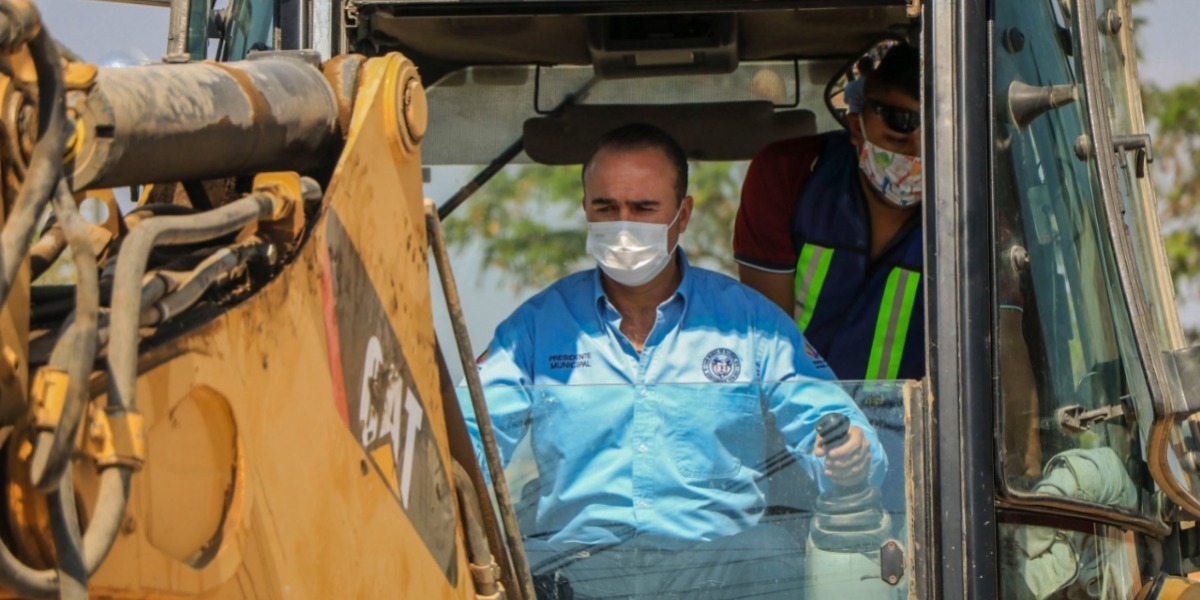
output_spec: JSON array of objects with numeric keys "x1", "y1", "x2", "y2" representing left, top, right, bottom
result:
[
  {"x1": 586, "y1": 206, "x2": 683, "y2": 287},
  {"x1": 858, "y1": 116, "x2": 923, "y2": 208}
]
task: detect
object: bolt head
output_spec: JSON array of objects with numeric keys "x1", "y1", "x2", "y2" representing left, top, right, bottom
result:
[
  {"x1": 403, "y1": 78, "x2": 428, "y2": 144},
  {"x1": 1104, "y1": 10, "x2": 1123, "y2": 35},
  {"x1": 1074, "y1": 134, "x2": 1092, "y2": 161},
  {"x1": 1004, "y1": 28, "x2": 1026, "y2": 54}
]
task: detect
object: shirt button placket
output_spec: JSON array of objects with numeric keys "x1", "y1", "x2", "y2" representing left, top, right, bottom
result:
[{"x1": 632, "y1": 383, "x2": 652, "y2": 521}]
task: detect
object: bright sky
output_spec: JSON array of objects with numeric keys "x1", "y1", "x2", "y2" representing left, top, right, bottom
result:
[
  {"x1": 1135, "y1": 0, "x2": 1200, "y2": 87},
  {"x1": 44, "y1": 1, "x2": 168, "y2": 66}
]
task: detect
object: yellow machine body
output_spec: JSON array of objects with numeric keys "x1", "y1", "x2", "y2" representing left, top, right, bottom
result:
[{"x1": 0, "y1": 41, "x2": 495, "y2": 598}]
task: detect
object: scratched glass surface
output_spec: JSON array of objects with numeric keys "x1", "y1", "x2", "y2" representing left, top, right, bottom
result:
[{"x1": 462, "y1": 380, "x2": 911, "y2": 599}]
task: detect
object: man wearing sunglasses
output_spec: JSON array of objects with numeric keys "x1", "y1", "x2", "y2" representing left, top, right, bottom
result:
[{"x1": 734, "y1": 44, "x2": 924, "y2": 383}]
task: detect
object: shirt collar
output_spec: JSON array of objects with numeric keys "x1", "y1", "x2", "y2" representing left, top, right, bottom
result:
[{"x1": 592, "y1": 248, "x2": 692, "y2": 320}]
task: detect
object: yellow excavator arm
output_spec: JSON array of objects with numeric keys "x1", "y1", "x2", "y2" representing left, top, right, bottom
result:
[{"x1": 0, "y1": 1, "x2": 522, "y2": 597}]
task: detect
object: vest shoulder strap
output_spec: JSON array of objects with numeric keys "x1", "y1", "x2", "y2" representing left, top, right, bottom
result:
[{"x1": 791, "y1": 134, "x2": 829, "y2": 195}]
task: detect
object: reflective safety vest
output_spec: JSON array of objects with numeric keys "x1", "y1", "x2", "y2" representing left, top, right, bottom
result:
[{"x1": 791, "y1": 132, "x2": 924, "y2": 381}]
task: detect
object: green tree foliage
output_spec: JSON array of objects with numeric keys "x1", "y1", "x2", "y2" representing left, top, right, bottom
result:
[
  {"x1": 442, "y1": 161, "x2": 745, "y2": 292},
  {"x1": 1144, "y1": 81, "x2": 1200, "y2": 290},
  {"x1": 442, "y1": 164, "x2": 586, "y2": 292}
]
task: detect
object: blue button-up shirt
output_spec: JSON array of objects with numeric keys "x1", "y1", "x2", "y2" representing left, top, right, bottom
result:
[{"x1": 463, "y1": 252, "x2": 886, "y2": 546}]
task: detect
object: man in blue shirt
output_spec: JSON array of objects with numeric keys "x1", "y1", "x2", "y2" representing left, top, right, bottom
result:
[{"x1": 465, "y1": 124, "x2": 886, "y2": 599}]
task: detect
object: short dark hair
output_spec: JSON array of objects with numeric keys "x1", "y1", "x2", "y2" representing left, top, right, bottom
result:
[
  {"x1": 582, "y1": 123, "x2": 689, "y2": 200},
  {"x1": 865, "y1": 44, "x2": 919, "y2": 101}
]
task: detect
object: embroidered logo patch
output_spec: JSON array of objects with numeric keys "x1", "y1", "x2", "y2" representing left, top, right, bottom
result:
[
  {"x1": 702, "y1": 348, "x2": 741, "y2": 383},
  {"x1": 803, "y1": 340, "x2": 829, "y2": 370}
]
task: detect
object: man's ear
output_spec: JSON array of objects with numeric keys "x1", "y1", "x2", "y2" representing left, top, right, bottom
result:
[
  {"x1": 677, "y1": 196, "x2": 694, "y2": 234},
  {"x1": 848, "y1": 113, "x2": 864, "y2": 147}
]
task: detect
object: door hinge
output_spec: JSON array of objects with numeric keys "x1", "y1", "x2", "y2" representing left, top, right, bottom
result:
[{"x1": 880, "y1": 539, "x2": 905, "y2": 585}]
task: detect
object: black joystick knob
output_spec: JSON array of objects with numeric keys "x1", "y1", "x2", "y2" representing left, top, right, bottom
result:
[
  {"x1": 816, "y1": 413, "x2": 850, "y2": 451},
  {"x1": 810, "y1": 412, "x2": 888, "y2": 553}
]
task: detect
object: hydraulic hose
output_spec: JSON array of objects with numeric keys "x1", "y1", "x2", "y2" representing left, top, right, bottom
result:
[
  {"x1": 53, "y1": 243, "x2": 265, "y2": 332},
  {"x1": 142, "y1": 241, "x2": 269, "y2": 326},
  {"x1": 0, "y1": 180, "x2": 106, "y2": 598},
  {"x1": 107, "y1": 193, "x2": 279, "y2": 415},
  {"x1": 28, "y1": 220, "x2": 65, "y2": 281},
  {"x1": 0, "y1": 1, "x2": 43, "y2": 51},
  {"x1": 0, "y1": 196, "x2": 275, "y2": 597},
  {"x1": 453, "y1": 462, "x2": 503, "y2": 599},
  {"x1": 0, "y1": 24, "x2": 67, "y2": 310},
  {"x1": 29, "y1": 232, "x2": 247, "y2": 322},
  {"x1": 29, "y1": 179, "x2": 100, "y2": 492},
  {"x1": 0, "y1": 463, "x2": 131, "y2": 596},
  {"x1": 91, "y1": 274, "x2": 172, "y2": 349},
  {"x1": 47, "y1": 470, "x2": 86, "y2": 599}
]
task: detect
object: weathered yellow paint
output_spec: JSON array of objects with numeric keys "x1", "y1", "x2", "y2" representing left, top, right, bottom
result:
[{"x1": 1, "y1": 53, "x2": 476, "y2": 599}]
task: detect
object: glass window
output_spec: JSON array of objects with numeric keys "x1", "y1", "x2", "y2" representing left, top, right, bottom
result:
[
  {"x1": 1092, "y1": 0, "x2": 1186, "y2": 351},
  {"x1": 1088, "y1": 0, "x2": 1200, "y2": 523},
  {"x1": 998, "y1": 517, "x2": 1151, "y2": 599},
  {"x1": 991, "y1": 0, "x2": 1158, "y2": 521},
  {"x1": 186, "y1": 0, "x2": 209, "y2": 60},
  {"x1": 219, "y1": 0, "x2": 275, "y2": 61},
  {"x1": 461, "y1": 380, "x2": 911, "y2": 598}
]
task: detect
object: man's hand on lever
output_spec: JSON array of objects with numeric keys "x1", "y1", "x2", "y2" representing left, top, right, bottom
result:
[{"x1": 814, "y1": 419, "x2": 872, "y2": 488}]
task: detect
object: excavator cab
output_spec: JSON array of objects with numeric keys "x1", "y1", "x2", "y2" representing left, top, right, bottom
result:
[{"x1": 0, "y1": 0, "x2": 1197, "y2": 598}]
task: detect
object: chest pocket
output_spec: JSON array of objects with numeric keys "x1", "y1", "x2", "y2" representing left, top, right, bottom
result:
[
  {"x1": 659, "y1": 387, "x2": 762, "y2": 481},
  {"x1": 530, "y1": 386, "x2": 630, "y2": 473}
]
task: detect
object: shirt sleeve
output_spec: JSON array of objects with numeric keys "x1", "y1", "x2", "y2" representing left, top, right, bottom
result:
[
  {"x1": 755, "y1": 304, "x2": 888, "y2": 492},
  {"x1": 458, "y1": 310, "x2": 536, "y2": 479},
  {"x1": 733, "y1": 137, "x2": 823, "y2": 273}
]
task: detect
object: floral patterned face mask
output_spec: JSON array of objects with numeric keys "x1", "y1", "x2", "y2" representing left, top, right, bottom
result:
[{"x1": 858, "y1": 117, "x2": 923, "y2": 208}]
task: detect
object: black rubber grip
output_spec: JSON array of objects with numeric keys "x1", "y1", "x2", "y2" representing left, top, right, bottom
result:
[{"x1": 816, "y1": 413, "x2": 850, "y2": 450}]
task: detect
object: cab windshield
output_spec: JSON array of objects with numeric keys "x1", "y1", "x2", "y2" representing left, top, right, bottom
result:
[
  {"x1": 461, "y1": 380, "x2": 913, "y2": 598},
  {"x1": 334, "y1": 0, "x2": 1179, "y2": 593}
]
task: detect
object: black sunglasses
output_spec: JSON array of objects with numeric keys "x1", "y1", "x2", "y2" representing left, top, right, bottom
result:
[{"x1": 863, "y1": 98, "x2": 921, "y2": 134}]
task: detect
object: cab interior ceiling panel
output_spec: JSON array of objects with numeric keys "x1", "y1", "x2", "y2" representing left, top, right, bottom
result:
[{"x1": 363, "y1": 7, "x2": 911, "y2": 67}]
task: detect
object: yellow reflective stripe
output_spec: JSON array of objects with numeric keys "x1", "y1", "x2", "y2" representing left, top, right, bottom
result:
[
  {"x1": 793, "y1": 244, "x2": 834, "y2": 332},
  {"x1": 866, "y1": 268, "x2": 921, "y2": 380}
]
